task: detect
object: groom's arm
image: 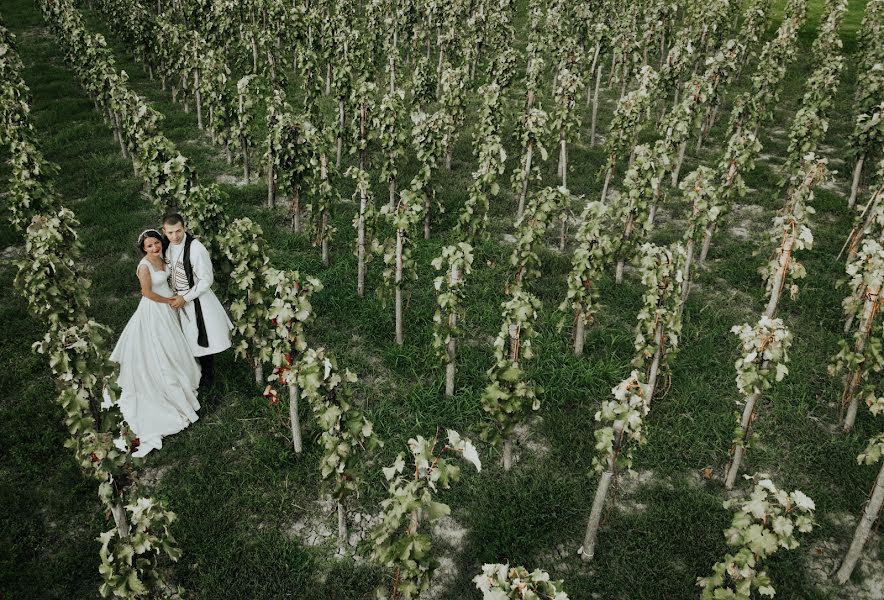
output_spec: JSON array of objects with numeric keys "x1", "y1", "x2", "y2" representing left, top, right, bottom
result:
[{"x1": 182, "y1": 241, "x2": 214, "y2": 303}]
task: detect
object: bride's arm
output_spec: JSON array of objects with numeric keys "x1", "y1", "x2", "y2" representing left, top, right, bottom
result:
[{"x1": 138, "y1": 264, "x2": 173, "y2": 304}]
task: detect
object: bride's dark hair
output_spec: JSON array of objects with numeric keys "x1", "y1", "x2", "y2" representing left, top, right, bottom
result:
[{"x1": 137, "y1": 229, "x2": 169, "y2": 255}]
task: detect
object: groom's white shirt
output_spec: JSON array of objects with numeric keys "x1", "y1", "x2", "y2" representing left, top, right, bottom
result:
[
  {"x1": 167, "y1": 238, "x2": 233, "y2": 357},
  {"x1": 169, "y1": 239, "x2": 212, "y2": 302}
]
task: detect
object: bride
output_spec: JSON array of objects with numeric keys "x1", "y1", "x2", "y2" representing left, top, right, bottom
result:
[{"x1": 110, "y1": 229, "x2": 201, "y2": 457}]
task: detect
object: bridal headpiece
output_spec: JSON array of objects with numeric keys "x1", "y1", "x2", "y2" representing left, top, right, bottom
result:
[{"x1": 137, "y1": 228, "x2": 162, "y2": 246}]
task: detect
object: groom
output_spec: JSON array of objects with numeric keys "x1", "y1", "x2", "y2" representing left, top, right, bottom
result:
[{"x1": 162, "y1": 213, "x2": 233, "y2": 395}]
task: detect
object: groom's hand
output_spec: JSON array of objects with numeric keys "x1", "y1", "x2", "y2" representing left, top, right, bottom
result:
[{"x1": 170, "y1": 295, "x2": 187, "y2": 309}]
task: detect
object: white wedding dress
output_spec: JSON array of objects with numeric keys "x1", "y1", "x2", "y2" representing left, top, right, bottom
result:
[{"x1": 110, "y1": 258, "x2": 201, "y2": 457}]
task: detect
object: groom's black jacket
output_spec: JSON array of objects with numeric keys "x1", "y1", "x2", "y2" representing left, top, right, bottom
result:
[{"x1": 182, "y1": 233, "x2": 210, "y2": 348}]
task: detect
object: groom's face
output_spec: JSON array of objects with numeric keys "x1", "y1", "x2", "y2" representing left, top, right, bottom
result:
[{"x1": 163, "y1": 222, "x2": 186, "y2": 245}]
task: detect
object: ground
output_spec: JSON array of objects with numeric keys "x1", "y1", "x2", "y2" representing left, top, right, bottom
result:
[{"x1": 1, "y1": 0, "x2": 882, "y2": 599}]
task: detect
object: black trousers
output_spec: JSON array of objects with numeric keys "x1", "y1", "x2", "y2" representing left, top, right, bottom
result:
[{"x1": 197, "y1": 354, "x2": 215, "y2": 389}]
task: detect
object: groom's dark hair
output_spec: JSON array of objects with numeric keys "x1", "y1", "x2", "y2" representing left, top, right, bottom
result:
[{"x1": 162, "y1": 213, "x2": 186, "y2": 227}]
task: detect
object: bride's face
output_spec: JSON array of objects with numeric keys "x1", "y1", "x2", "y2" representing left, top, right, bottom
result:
[{"x1": 143, "y1": 236, "x2": 163, "y2": 256}]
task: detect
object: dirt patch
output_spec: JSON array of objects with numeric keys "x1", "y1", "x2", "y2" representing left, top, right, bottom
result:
[
  {"x1": 535, "y1": 540, "x2": 582, "y2": 579},
  {"x1": 728, "y1": 203, "x2": 767, "y2": 240},
  {"x1": 463, "y1": 334, "x2": 496, "y2": 349},
  {"x1": 510, "y1": 417, "x2": 552, "y2": 466},
  {"x1": 423, "y1": 516, "x2": 469, "y2": 600},
  {"x1": 1, "y1": 246, "x2": 23, "y2": 261},
  {"x1": 286, "y1": 494, "x2": 383, "y2": 558},
  {"x1": 140, "y1": 464, "x2": 172, "y2": 489},
  {"x1": 14, "y1": 26, "x2": 52, "y2": 42},
  {"x1": 806, "y1": 529, "x2": 884, "y2": 600},
  {"x1": 345, "y1": 333, "x2": 397, "y2": 394},
  {"x1": 819, "y1": 177, "x2": 848, "y2": 194},
  {"x1": 216, "y1": 174, "x2": 251, "y2": 187},
  {"x1": 651, "y1": 206, "x2": 688, "y2": 236},
  {"x1": 758, "y1": 152, "x2": 785, "y2": 165},
  {"x1": 691, "y1": 279, "x2": 757, "y2": 319}
]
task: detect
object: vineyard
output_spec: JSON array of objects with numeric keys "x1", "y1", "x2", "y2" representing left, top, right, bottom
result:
[{"x1": 1, "y1": 0, "x2": 883, "y2": 598}]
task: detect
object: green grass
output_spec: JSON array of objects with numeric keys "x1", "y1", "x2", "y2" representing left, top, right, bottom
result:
[{"x1": 1, "y1": 0, "x2": 881, "y2": 598}]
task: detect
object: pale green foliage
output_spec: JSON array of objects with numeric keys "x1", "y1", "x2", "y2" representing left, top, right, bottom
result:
[
  {"x1": 662, "y1": 39, "x2": 743, "y2": 152},
  {"x1": 706, "y1": 130, "x2": 763, "y2": 227},
  {"x1": 97, "y1": 498, "x2": 182, "y2": 599},
  {"x1": 850, "y1": 100, "x2": 884, "y2": 162},
  {"x1": 438, "y1": 65, "x2": 468, "y2": 158},
  {"x1": 368, "y1": 430, "x2": 480, "y2": 599},
  {"x1": 348, "y1": 165, "x2": 378, "y2": 260},
  {"x1": 307, "y1": 152, "x2": 339, "y2": 249},
  {"x1": 658, "y1": 24, "x2": 696, "y2": 97},
  {"x1": 731, "y1": 318, "x2": 793, "y2": 398},
  {"x1": 828, "y1": 239, "x2": 884, "y2": 414},
  {"x1": 264, "y1": 90, "x2": 316, "y2": 201},
  {"x1": 612, "y1": 144, "x2": 670, "y2": 263},
  {"x1": 737, "y1": 0, "x2": 774, "y2": 60},
  {"x1": 844, "y1": 161, "x2": 884, "y2": 268},
  {"x1": 410, "y1": 109, "x2": 446, "y2": 192},
  {"x1": 558, "y1": 201, "x2": 614, "y2": 328},
  {"x1": 511, "y1": 187, "x2": 570, "y2": 285},
  {"x1": 680, "y1": 167, "x2": 720, "y2": 245},
  {"x1": 479, "y1": 291, "x2": 543, "y2": 447},
  {"x1": 593, "y1": 371, "x2": 650, "y2": 474},
  {"x1": 411, "y1": 55, "x2": 435, "y2": 107},
  {"x1": 697, "y1": 476, "x2": 815, "y2": 600},
  {"x1": 782, "y1": 0, "x2": 846, "y2": 182},
  {"x1": 233, "y1": 74, "x2": 261, "y2": 149},
  {"x1": 3, "y1": 12, "x2": 183, "y2": 595},
  {"x1": 375, "y1": 89, "x2": 407, "y2": 186},
  {"x1": 0, "y1": 25, "x2": 63, "y2": 229},
  {"x1": 758, "y1": 157, "x2": 827, "y2": 302},
  {"x1": 552, "y1": 61, "x2": 580, "y2": 142},
  {"x1": 486, "y1": 42, "x2": 518, "y2": 90},
  {"x1": 296, "y1": 348, "x2": 381, "y2": 500},
  {"x1": 222, "y1": 217, "x2": 273, "y2": 365},
  {"x1": 375, "y1": 190, "x2": 424, "y2": 304},
  {"x1": 3, "y1": 135, "x2": 63, "y2": 230},
  {"x1": 601, "y1": 66, "x2": 660, "y2": 175},
  {"x1": 632, "y1": 243, "x2": 686, "y2": 371},
  {"x1": 728, "y1": 0, "x2": 808, "y2": 133},
  {"x1": 524, "y1": 53, "x2": 545, "y2": 100},
  {"x1": 729, "y1": 316, "x2": 793, "y2": 451},
  {"x1": 263, "y1": 268, "x2": 322, "y2": 394},
  {"x1": 431, "y1": 243, "x2": 474, "y2": 364},
  {"x1": 510, "y1": 107, "x2": 549, "y2": 198},
  {"x1": 37, "y1": 0, "x2": 226, "y2": 221},
  {"x1": 458, "y1": 83, "x2": 507, "y2": 241},
  {"x1": 473, "y1": 563, "x2": 570, "y2": 600},
  {"x1": 859, "y1": 432, "x2": 884, "y2": 465},
  {"x1": 839, "y1": 236, "x2": 884, "y2": 335},
  {"x1": 849, "y1": 0, "x2": 884, "y2": 160},
  {"x1": 14, "y1": 209, "x2": 90, "y2": 325},
  {"x1": 183, "y1": 183, "x2": 229, "y2": 258},
  {"x1": 349, "y1": 79, "x2": 376, "y2": 158}
]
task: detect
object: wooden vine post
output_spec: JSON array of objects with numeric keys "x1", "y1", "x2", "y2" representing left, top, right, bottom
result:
[
  {"x1": 558, "y1": 201, "x2": 613, "y2": 356},
  {"x1": 724, "y1": 318, "x2": 792, "y2": 489},
  {"x1": 580, "y1": 373, "x2": 650, "y2": 562},
  {"x1": 368, "y1": 430, "x2": 480, "y2": 599},
  {"x1": 262, "y1": 269, "x2": 321, "y2": 454},
  {"x1": 830, "y1": 238, "x2": 884, "y2": 431},
  {"x1": 432, "y1": 243, "x2": 474, "y2": 397}
]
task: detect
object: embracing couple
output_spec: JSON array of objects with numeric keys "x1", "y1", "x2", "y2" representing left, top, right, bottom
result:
[{"x1": 110, "y1": 213, "x2": 233, "y2": 457}]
